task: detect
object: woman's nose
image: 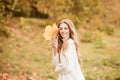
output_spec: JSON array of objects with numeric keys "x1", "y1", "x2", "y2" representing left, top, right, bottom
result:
[{"x1": 61, "y1": 29, "x2": 65, "y2": 32}]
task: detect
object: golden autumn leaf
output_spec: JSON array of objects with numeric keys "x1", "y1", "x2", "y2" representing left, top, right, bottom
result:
[{"x1": 43, "y1": 23, "x2": 59, "y2": 40}]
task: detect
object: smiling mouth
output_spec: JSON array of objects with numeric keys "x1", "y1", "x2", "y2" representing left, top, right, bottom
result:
[{"x1": 61, "y1": 33, "x2": 66, "y2": 36}]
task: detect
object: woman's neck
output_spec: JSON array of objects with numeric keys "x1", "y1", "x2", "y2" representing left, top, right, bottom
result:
[{"x1": 62, "y1": 36, "x2": 70, "y2": 42}]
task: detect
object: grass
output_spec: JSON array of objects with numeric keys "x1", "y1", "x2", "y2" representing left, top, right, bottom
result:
[
  {"x1": 81, "y1": 32, "x2": 120, "y2": 80},
  {"x1": 0, "y1": 19, "x2": 120, "y2": 80}
]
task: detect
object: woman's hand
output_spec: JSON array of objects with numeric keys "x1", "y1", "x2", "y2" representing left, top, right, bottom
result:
[{"x1": 51, "y1": 38, "x2": 58, "y2": 49}]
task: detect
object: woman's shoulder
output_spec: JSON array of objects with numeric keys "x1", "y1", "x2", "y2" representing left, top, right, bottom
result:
[
  {"x1": 68, "y1": 38, "x2": 74, "y2": 44},
  {"x1": 67, "y1": 38, "x2": 76, "y2": 50}
]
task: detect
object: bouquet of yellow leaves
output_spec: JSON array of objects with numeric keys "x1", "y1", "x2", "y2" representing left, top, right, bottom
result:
[{"x1": 43, "y1": 23, "x2": 59, "y2": 40}]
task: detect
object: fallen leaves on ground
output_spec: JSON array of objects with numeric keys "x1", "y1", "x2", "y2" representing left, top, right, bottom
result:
[{"x1": 0, "y1": 73, "x2": 55, "y2": 80}]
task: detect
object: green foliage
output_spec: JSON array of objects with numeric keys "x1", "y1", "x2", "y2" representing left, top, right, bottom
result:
[
  {"x1": 94, "y1": 37, "x2": 106, "y2": 49},
  {"x1": 80, "y1": 30, "x2": 94, "y2": 42},
  {"x1": 0, "y1": 1, "x2": 6, "y2": 24},
  {"x1": 0, "y1": 27, "x2": 10, "y2": 38},
  {"x1": 20, "y1": 17, "x2": 54, "y2": 27},
  {"x1": 0, "y1": 0, "x2": 120, "y2": 33},
  {"x1": 99, "y1": 25, "x2": 114, "y2": 35},
  {"x1": 93, "y1": 31, "x2": 106, "y2": 48},
  {"x1": 102, "y1": 55, "x2": 120, "y2": 69},
  {"x1": 0, "y1": 0, "x2": 20, "y2": 24},
  {"x1": 80, "y1": 30, "x2": 106, "y2": 48},
  {"x1": 0, "y1": 47, "x2": 3, "y2": 53}
]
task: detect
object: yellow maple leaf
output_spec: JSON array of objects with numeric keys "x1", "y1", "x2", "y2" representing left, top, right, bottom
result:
[{"x1": 43, "y1": 23, "x2": 59, "y2": 40}]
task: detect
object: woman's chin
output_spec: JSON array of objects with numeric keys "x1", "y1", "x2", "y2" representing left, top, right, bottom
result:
[{"x1": 62, "y1": 36, "x2": 66, "y2": 38}]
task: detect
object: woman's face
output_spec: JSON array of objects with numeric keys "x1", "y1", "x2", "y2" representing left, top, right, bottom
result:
[{"x1": 59, "y1": 23, "x2": 70, "y2": 39}]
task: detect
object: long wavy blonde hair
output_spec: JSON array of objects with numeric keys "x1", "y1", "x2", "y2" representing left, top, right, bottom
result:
[{"x1": 57, "y1": 19, "x2": 82, "y2": 64}]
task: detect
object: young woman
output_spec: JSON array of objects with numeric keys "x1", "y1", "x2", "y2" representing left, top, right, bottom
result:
[{"x1": 51, "y1": 19, "x2": 85, "y2": 80}]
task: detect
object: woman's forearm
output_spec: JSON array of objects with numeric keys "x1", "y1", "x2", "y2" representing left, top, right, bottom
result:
[{"x1": 52, "y1": 48, "x2": 57, "y2": 56}]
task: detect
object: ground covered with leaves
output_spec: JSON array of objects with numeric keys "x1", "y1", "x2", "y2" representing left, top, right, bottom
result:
[{"x1": 0, "y1": 73, "x2": 54, "y2": 80}]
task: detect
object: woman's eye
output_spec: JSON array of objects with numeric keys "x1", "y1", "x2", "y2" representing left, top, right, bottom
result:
[
  {"x1": 60, "y1": 28, "x2": 62, "y2": 30},
  {"x1": 59, "y1": 27, "x2": 68, "y2": 30},
  {"x1": 64, "y1": 27, "x2": 68, "y2": 30}
]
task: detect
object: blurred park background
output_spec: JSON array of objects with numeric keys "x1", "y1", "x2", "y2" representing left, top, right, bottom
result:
[{"x1": 0, "y1": 0, "x2": 120, "y2": 80}]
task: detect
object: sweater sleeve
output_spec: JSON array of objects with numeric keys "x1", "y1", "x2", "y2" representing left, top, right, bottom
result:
[
  {"x1": 52, "y1": 53, "x2": 68, "y2": 73},
  {"x1": 52, "y1": 39, "x2": 78, "y2": 74}
]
